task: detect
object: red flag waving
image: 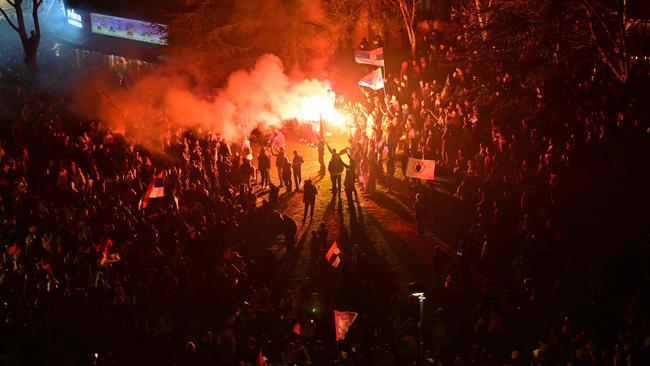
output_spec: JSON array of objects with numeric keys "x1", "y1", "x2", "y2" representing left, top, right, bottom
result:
[
  {"x1": 334, "y1": 310, "x2": 358, "y2": 340},
  {"x1": 325, "y1": 241, "x2": 341, "y2": 268},
  {"x1": 95, "y1": 237, "x2": 113, "y2": 253},
  {"x1": 139, "y1": 171, "x2": 165, "y2": 210},
  {"x1": 257, "y1": 348, "x2": 265, "y2": 366}
]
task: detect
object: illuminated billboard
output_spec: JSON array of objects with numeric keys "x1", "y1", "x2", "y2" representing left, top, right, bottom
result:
[
  {"x1": 90, "y1": 13, "x2": 167, "y2": 45},
  {"x1": 66, "y1": 8, "x2": 83, "y2": 28}
]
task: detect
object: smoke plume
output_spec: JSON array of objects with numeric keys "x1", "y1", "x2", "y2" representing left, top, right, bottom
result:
[
  {"x1": 84, "y1": 54, "x2": 343, "y2": 149},
  {"x1": 69, "y1": 0, "x2": 359, "y2": 149}
]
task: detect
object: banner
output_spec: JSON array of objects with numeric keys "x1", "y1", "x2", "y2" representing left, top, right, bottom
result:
[
  {"x1": 139, "y1": 171, "x2": 165, "y2": 209},
  {"x1": 334, "y1": 310, "x2": 358, "y2": 340},
  {"x1": 257, "y1": 349, "x2": 265, "y2": 366},
  {"x1": 325, "y1": 241, "x2": 341, "y2": 268},
  {"x1": 292, "y1": 322, "x2": 301, "y2": 335},
  {"x1": 406, "y1": 158, "x2": 435, "y2": 180},
  {"x1": 357, "y1": 68, "x2": 384, "y2": 90},
  {"x1": 355, "y1": 47, "x2": 385, "y2": 67}
]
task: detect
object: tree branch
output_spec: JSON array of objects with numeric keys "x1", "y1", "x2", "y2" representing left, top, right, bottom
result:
[
  {"x1": 33, "y1": 0, "x2": 41, "y2": 36},
  {"x1": 584, "y1": 10, "x2": 625, "y2": 82},
  {"x1": 581, "y1": 0, "x2": 617, "y2": 48},
  {"x1": 0, "y1": 7, "x2": 19, "y2": 32}
]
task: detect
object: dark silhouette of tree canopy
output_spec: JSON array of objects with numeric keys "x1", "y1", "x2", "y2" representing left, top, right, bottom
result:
[
  {"x1": 0, "y1": 0, "x2": 43, "y2": 77},
  {"x1": 166, "y1": 0, "x2": 406, "y2": 86},
  {"x1": 457, "y1": 0, "x2": 647, "y2": 124},
  {"x1": 580, "y1": 0, "x2": 638, "y2": 84},
  {"x1": 391, "y1": 0, "x2": 421, "y2": 58},
  {"x1": 166, "y1": 0, "x2": 353, "y2": 86}
]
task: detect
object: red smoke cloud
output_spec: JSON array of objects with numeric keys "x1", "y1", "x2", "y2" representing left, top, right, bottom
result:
[{"x1": 87, "y1": 54, "x2": 346, "y2": 149}]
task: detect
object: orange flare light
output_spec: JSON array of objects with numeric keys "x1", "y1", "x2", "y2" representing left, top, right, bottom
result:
[{"x1": 295, "y1": 94, "x2": 347, "y2": 130}]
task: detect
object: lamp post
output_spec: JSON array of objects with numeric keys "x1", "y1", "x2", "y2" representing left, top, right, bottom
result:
[{"x1": 409, "y1": 282, "x2": 425, "y2": 365}]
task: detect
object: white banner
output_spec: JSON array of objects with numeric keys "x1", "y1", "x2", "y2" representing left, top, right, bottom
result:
[{"x1": 406, "y1": 158, "x2": 435, "y2": 180}]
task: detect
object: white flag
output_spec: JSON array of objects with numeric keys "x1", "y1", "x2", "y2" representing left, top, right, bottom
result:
[
  {"x1": 357, "y1": 68, "x2": 384, "y2": 90},
  {"x1": 406, "y1": 158, "x2": 435, "y2": 180}
]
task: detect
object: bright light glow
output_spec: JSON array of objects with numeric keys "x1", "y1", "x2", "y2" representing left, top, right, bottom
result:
[
  {"x1": 90, "y1": 13, "x2": 167, "y2": 45},
  {"x1": 68, "y1": 19, "x2": 83, "y2": 28},
  {"x1": 294, "y1": 94, "x2": 347, "y2": 130},
  {"x1": 273, "y1": 79, "x2": 350, "y2": 133},
  {"x1": 66, "y1": 8, "x2": 83, "y2": 28}
]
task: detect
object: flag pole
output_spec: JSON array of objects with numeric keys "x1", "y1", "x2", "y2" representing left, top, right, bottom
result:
[
  {"x1": 334, "y1": 309, "x2": 341, "y2": 366},
  {"x1": 381, "y1": 48, "x2": 390, "y2": 111},
  {"x1": 380, "y1": 67, "x2": 392, "y2": 115},
  {"x1": 336, "y1": 339, "x2": 341, "y2": 366}
]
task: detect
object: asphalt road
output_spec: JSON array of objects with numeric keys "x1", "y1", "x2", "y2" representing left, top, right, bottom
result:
[{"x1": 250, "y1": 130, "x2": 456, "y2": 301}]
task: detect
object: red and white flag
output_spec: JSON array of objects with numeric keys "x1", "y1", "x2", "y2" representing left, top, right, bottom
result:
[
  {"x1": 357, "y1": 68, "x2": 384, "y2": 90},
  {"x1": 325, "y1": 241, "x2": 341, "y2": 268},
  {"x1": 354, "y1": 47, "x2": 385, "y2": 67},
  {"x1": 95, "y1": 237, "x2": 121, "y2": 266},
  {"x1": 334, "y1": 310, "x2": 358, "y2": 340},
  {"x1": 139, "y1": 171, "x2": 165, "y2": 209}
]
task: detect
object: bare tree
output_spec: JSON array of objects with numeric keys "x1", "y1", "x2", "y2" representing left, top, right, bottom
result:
[
  {"x1": 167, "y1": 0, "x2": 347, "y2": 85},
  {"x1": 323, "y1": 0, "x2": 399, "y2": 46},
  {"x1": 455, "y1": 0, "x2": 646, "y2": 132},
  {"x1": 580, "y1": 0, "x2": 638, "y2": 84},
  {"x1": 391, "y1": 0, "x2": 421, "y2": 57},
  {"x1": 0, "y1": 0, "x2": 43, "y2": 76},
  {"x1": 472, "y1": 0, "x2": 494, "y2": 40}
]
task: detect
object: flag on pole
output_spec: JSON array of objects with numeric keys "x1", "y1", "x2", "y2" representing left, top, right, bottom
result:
[
  {"x1": 139, "y1": 171, "x2": 165, "y2": 209},
  {"x1": 354, "y1": 47, "x2": 385, "y2": 66},
  {"x1": 95, "y1": 237, "x2": 113, "y2": 254},
  {"x1": 334, "y1": 310, "x2": 358, "y2": 340},
  {"x1": 325, "y1": 241, "x2": 341, "y2": 268},
  {"x1": 257, "y1": 348, "x2": 265, "y2": 366},
  {"x1": 406, "y1": 158, "x2": 436, "y2": 180},
  {"x1": 357, "y1": 68, "x2": 384, "y2": 90},
  {"x1": 95, "y1": 237, "x2": 121, "y2": 266}
]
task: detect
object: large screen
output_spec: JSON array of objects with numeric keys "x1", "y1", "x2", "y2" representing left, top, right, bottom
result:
[{"x1": 90, "y1": 13, "x2": 167, "y2": 45}]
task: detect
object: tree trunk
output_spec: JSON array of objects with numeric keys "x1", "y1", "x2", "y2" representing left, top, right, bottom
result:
[
  {"x1": 25, "y1": 50, "x2": 39, "y2": 78},
  {"x1": 394, "y1": 0, "x2": 419, "y2": 59},
  {"x1": 0, "y1": 0, "x2": 42, "y2": 81},
  {"x1": 408, "y1": 26, "x2": 417, "y2": 58}
]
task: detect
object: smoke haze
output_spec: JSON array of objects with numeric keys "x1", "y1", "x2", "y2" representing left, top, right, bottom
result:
[
  {"x1": 67, "y1": 0, "x2": 362, "y2": 149},
  {"x1": 80, "y1": 54, "x2": 342, "y2": 149}
]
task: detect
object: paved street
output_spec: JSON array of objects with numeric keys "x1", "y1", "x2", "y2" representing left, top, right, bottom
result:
[{"x1": 251, "y1": 131, "x2": 457, "y2": 300}]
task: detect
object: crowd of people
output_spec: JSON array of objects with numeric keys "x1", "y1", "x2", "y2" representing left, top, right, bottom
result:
[
  {"x1": 338, "y1": 18, "x2": 650, "y2": 366},
  {"x1": 1, "y1": 13, "x2": 650, "y2": 366},
  {"x1": 0, "y1": 33, "x2": 436, "y2": 366}
]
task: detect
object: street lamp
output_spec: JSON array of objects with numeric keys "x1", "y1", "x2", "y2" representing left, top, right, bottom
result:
[{"x1": 409, "y1": 282, "x2": 425, "y2": 365}]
